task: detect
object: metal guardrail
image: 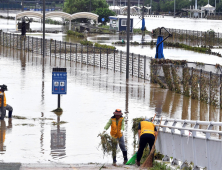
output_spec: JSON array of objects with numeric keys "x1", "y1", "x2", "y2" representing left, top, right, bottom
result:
[{"x1": 154, "y1": 118, "x2": 222, "y2": 170}]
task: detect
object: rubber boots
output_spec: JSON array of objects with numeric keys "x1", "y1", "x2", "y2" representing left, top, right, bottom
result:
[
  {"x1": 8, "y1": 111, "x2": 12, "y2": 118},
  {"x1": 112, "y1": 156, "x2": 117, "y2": 166},
  {"x1": 122, "y1": 151, "x2": 128, "y2": 164}
]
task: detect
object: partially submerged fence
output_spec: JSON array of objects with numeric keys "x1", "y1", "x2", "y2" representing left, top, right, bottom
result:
[
  {"x1": 0, "y1": 32, "x2": 151, "y2": 80},
  {"x1": 151, "y1": 62, "x2": 222, "y2": 109},
  {"x1": 1, "y1": 31, "x2": 222, "y2": 109},
  {"x1": 154, "y1": 28, "x2": 222, "y2": 47},
  {"x1": 154, "y1": 118, "x2": 222, "y2": 170}
]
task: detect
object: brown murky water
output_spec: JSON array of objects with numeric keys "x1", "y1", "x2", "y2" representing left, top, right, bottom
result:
[{"x1": 0, "y1": 46, "x2": 221, "y2": 164}]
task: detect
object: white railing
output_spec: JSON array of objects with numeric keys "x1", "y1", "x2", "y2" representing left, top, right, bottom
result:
[{"x1": 154, "y1": 118, "x2": 222, "y2": 170}]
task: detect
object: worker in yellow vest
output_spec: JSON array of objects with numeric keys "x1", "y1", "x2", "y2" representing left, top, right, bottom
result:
[
  {"x1": 103, "y1": 109, "x2": 128, "y2": 166},
  {"x1": 136, "y1": 117, "x2": 157, "y2": 166},
  {"x1": 0, "y1": 85, "x2": 13, "y2": 118}
]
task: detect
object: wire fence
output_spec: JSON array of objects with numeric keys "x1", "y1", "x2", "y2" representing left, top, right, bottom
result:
[{"x1": 154, "y1": 27, "x2": 222, "y2": 47}]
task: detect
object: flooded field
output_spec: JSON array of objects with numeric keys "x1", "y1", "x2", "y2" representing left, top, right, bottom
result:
[{"x1": 0, "y1": 46, "x2": 221, "y2": 164}]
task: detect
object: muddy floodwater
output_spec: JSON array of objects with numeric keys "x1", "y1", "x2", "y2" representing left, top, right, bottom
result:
[{"x1": 0, "y1": 46, "x2": 221, "y2": 164}]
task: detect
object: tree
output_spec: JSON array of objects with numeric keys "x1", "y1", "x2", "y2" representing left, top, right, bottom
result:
[
  {"x1": 93, "y1": 8, "x2": 115, "y2": 23},
  {"x1": 63, "y1": 0, "x2": 109, "y2": 14}
]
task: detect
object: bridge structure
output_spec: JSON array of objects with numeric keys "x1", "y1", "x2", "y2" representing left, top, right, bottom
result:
[
  {"x1": 15, "y1": 11, "x2": 99, "y2": 30},
  {"x1": 154, "y1": 118, "x2": 222, "y2": 170}
]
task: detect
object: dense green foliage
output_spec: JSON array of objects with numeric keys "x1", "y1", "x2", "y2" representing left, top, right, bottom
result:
[
  {"x1": 93, "y1": 8, "x2": 116, "y2": 23},
  {"x1": 94, "y1": 43, "x2": 116, "y2": 50},
  {"x1": 67, "y1": 30, "x2": 85, "y2": 37},
  {"x1": 63, "y1": 0, "x2": 108, "y2": 14}
]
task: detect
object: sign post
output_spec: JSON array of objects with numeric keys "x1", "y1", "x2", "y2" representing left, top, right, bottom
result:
[{"x1": 52, "y1": 68, "x2": 67, "y2": 109}]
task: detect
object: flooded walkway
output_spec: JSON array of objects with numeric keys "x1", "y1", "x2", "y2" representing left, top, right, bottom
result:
[{"x1": 0, "y1": 46, "x2": 221, "y2": 164}]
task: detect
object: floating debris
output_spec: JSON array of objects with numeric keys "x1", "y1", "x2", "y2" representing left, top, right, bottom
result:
[
  {"x1": 98, "y1": 133, "x2": 118, "y2": 157},
  {"x1": 52, "y1": 121, "x2": 68, "y2": 125},
  {"x1": 11, "y1": 115, "x2": 27, "y2": 119}
]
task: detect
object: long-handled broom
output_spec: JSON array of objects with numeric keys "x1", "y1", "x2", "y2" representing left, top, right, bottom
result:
[{"x1": 141, "y1": 117, "x2": 162, "y2": 168}]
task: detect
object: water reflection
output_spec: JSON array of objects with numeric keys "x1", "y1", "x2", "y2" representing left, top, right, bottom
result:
[
  {"x1": 51, "y1": 111, "x2": 66, "y2": 159},
  {"x1": 0, "y1": 119, "x2": 12, "y2": 154}
]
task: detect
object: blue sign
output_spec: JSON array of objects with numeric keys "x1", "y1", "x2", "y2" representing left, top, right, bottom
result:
[
  {"x1": 52, "y1": 72, "x2": 67, "y2": 94},
  {"x1": 101, "y1": 18, "x2": 105, "y2": 22}
]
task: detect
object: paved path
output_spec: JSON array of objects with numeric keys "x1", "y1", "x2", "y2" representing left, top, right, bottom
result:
[{"x1": 0, "y1": 163, "x2": 143, "y2": 170}]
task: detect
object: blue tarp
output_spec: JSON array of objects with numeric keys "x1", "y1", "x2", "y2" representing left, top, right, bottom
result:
[
  {"x1": 155, "y1": 36, "x2": 165, "y2": 59},
  {"x1": 141, "y1": 18, "x2": 145, "y2": 31}
]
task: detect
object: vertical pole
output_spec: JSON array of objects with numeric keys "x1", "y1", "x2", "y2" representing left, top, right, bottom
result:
[
  {"x1": 93, "y1": 46, "x2": 95, "y2": 66},
  {"x1": 17, "y1": 34, "x2": 18, "y2": 49},
  {"x1": 41, "y1": 39, "x2": 42, "y2": 55},
  {"x1": 138, "y1": 54, "x2": 140, "y2": 78},
  {"x1": 174, "y1": 0, "x2": 175, "y2": 18},
  {"x1": 70, "y1": 43, "x2": 71, "y2": 62},
  {"x1": 55, "y1": 40, "x2": 56, "y2": 58},
  {"x1": 191, "y1": 67, "x2": 193, "y2": 95},
  {"x1": 60, "y1": 41, "x2": 61, "y2": 59},
  {"x1": 120, "y1": 51, "x2": 122, "y2": 72},
  {"x1": 107, "y1": 49, "x2": 108, "y2": 69},
  {"x1": 58, "y1": 94, "x2": 60, "y2": 108},
  {"x1": 220, "y1": 74, "x2": 222, "y2": 109},
  {"x1": 76, "y1": 44, "x2": 77, "y2": 62},
  {"x1": 87, "y1": 45, "x2": 88, "y2": 64},
  {"x1": 65, "y1": 42, "x2": 67, "y2": 61},
  {"x1": 10, "y1": 33, "x2": 11, "y2": 48},
  {"x1": 126, "y1": 0, "x2": 130, "y2": 79},
  {"x1": 13, "y1": 34, "x2": 14, "y2": 49},
  {"x1": 132, "y1": 53, "x2": 134, "y2": 76},
  {"x1": 32, "y1": 37, "x2": 33, "y2": 54},
  {"x1": 3, "y1": 32, "x2": 4, "y2": 47},
  {"x1": 50, "y1": 40, "x2": 51, "y2": 59},
  {"x1": 100, "y1": 47, "x2": 101, "y2": 68},
  {"x1": 114, "y1": 50, "x2": 115, "y2": 71},
  {"x1": 28, "y1": 36, "x2": 29, "y2": 52},
  {"x1": 144, "y1": 55, "x2": 146, "y2": 79},
  {"x1": 200, "y1": 69, "x2": 202, "y2": 100},
  {"x1": 81, "y1": 44, "x2": 83, "y2": 63},
  {"x1": 210, "y1": 71, "x2": 212, "y2": 104},
  {"x1": 43, "y1": 0, "x2": 45, "y2": 58}
]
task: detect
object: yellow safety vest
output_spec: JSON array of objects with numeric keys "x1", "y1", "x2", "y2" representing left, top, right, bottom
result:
[
  {"x1": 0, "y1": 92, "x2": 6, "y2": 107},
  {"x1": 140, "y1": 121, "x2": 155, "y2": 136},
  {"x1": 110, "y1": 117, "x2": 123, "y2": 138}
]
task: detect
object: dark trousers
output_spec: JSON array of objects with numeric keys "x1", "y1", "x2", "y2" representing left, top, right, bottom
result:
[{"x1": 137, "y1": 133, "x2": 155, "y2": 162}]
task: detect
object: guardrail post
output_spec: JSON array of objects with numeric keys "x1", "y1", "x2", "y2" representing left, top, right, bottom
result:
[
  {"x1": 192, "y1": 122, "x2": 199, "y2": 170},
  {"x1": 162, "y1": 119, "x2": 170, "y2": 162},
  {"x1": 13, "y1": 34, "x2": 14, "y2": 49},
  {"x1": 3, "y1": 32, "x2": 4, "y2": 47}
]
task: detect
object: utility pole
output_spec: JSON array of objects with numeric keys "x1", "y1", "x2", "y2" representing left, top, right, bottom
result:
[
  {"x1": 22, "y1": 0, "x2": 24, "y2": 11},
  {"x1": 43, "y1": 0, "x2": 45, "y2": 58},
  {"x1": 142, "y1": 0, "x2": 145, "y2": 41},
  {"x1": 150, "y1": 0, "x2": 152, "y2": 15},
  {"x1": 174, "y1": 0, "x2": 175, "y2": 18},
  {"x1": 126, "y1": 0, "x2": 130, "y2": 79}
]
